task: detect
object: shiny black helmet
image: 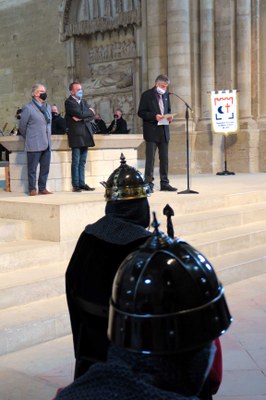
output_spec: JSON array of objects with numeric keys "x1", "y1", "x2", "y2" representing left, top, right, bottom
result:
[
  {"x1": 101, "y1": 153, "x2": 150, "y2": 201},
  {"x1": 108, "y1": 213, "x2": 232, "y2": 354}
]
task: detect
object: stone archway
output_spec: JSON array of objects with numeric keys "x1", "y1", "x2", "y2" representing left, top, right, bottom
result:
[{"x1": 59, "y1": 0, "x2": 142, "y2": 131}]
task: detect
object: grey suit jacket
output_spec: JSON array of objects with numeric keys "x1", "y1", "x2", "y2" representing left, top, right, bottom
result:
[{"x1": 19, "y1": 101, "x2": 51, "y2": 152}]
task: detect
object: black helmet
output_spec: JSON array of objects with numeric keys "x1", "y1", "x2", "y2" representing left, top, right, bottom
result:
[
  {"x1": 101, "y1": 153, "x2": 150, "y2": 201},
  {"x1": 108, "y1": 213, "x2": 232, "y2": 354}
]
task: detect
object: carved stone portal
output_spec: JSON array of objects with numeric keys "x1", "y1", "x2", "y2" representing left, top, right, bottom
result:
[{"x1": 60, "y1": 0, "x2": 141, "y2": 131}]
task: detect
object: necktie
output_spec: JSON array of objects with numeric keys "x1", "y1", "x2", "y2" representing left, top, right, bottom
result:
[{"x1": 158, "y1": 95, "x2": 164, "y2": 115}]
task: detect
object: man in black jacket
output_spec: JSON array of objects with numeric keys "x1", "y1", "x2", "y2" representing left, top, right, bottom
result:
[
  {"x1": 65, "y1": 82, "x2": 95, "y2": 192},
  {"x1": 51, "y1": 104, "x2": 66, "y2": 135},
  {"x1": 138, "y1": 74, "x2": 177, "y2": 193},
  {"x1": 107, "y1": 109, "x2": 129, "y2": 134}
]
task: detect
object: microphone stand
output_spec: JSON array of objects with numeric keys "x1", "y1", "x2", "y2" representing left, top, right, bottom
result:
[{"x1": 169, "y1": 92, "x2": 198, "y2": 194}]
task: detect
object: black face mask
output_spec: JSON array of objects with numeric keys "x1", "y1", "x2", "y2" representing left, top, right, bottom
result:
[
  {"x1": 39, "y1": 92, "x2": 47, "y2": 101},
  {"x1": 52, "y1": 112, "x2": 58, "y2": 117}
]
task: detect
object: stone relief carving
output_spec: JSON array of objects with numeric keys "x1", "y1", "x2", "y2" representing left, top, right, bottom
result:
[
  {"x1": 77, "y1": 0, "x2": 140, "y2": 21},
  {"x1": 87, "y1": 40, "x2": 136, "y2": 63},
  {"x1": 60, "y1": 0, "x2": 141, "y2": 40},
  {"x1": 60, "y1": 0, "x2": 141, "y2": 133},
  {"x1": 61, "y1": 0, "x2": 141, "y2": 40},
  {"x1": 64, "y1": 10, "x2": 141, "y2": 39},
  {"x1": 84, "y1": 92, "x2": 134, "y2": 129},
  {"x1": 83, "y1": 60, "x2": 133, "y2": 93}
]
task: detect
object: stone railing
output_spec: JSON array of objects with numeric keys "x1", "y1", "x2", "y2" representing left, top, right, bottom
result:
[{"x1": 0, "y1": 135, "x2": 143, "y2": 193}]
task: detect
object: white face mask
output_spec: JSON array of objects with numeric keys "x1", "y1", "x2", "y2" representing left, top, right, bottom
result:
[{"x1": 157, "y1": 86, "x2": 166, "y2": 95}]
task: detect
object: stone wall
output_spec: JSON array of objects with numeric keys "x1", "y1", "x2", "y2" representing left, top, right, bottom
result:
[
  {"x1": 0, "y1": 0, "x2": 67, "y2": 132},
  {"x1": 0, "y1": 0, "x2": 266, "y2": 175}
]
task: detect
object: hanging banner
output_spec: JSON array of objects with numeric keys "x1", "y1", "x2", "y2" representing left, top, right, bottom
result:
[{"x1": 210, "y1": 89, "x2": 239, "y2": 135}]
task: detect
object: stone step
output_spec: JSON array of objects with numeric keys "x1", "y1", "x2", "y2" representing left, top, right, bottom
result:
[
  {"x1": 171, "y1": 201, "x2": 266, "y2": 236},
  {"x1": 0, "y1": 192, "x2": 105, "y2": 241},
  {"x1": 1, "y1": 189, "x2": 265, "y2": 243},
  {"x1": 212, "y1": 244, "x2": 266, "y2": 285},
  {"x1": 0, "y1": 295, "x2": 71, "y2": 356},
  {"x1": 152, "y1": 190, "x2": 266, "y2": 216},
  {"x1": 1, "y1": 182, "x2": 266, "y2": 358},
  {"x1": 0, "y1": 239, "x2": 75, "y2": 273},
  {"x1": 0, "y1": 260, "x2": 68, "y2": 309},
  {"x1": 0, "y1": 218, "x2": 30, "y2": 242},
  {"x1": 185, "y1": 220, "x2": 266, "y2": 258}
]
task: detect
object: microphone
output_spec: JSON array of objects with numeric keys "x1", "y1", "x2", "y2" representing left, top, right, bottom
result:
[{"x1": 168, "y1": 92, "x2": 193, "y2": 112}]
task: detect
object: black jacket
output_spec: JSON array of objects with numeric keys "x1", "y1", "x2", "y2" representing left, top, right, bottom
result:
[
  {"x1": 65, "y1": 96, "x2": 95, "y2": 148},
  {"x1": 65, "y1": 198, "x2": 151, "y2": 378},
  {"x1": 138, "y1": 87, "x2": 171, "y2": 143},
  {"x1": 51, "y1": 114, "x2": 66, "y2": 135},
  {"x1": 107, "y1": 117, "x2": 129, "y2": 134}
]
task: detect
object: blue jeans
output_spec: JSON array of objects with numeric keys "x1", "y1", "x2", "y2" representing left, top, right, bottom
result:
[
  {"x1": 27, "y1": 148, "x2": 51, "y2": 192},
  {"x1": 71, "y1": 147, "x2": 88, "y2": 188}
]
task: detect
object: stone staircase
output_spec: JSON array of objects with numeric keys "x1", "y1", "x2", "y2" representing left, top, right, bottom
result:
[
  {"x1": 0, "y1": 218, "x2": 74, "y2": 356},
  {"x1": 1, "y1": 182, "x2": 266, "y2": 359},
  {"x1": 164, "y1": 190, "x2": 266, "y2": 285}
]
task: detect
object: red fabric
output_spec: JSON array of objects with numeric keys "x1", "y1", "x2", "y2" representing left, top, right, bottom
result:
[
  {"x1": 209, "y1": 338, "x2": 223, "y2": 394},
  {"x1": 51, "y1": 387, "x2": 64, "y2": 400}
]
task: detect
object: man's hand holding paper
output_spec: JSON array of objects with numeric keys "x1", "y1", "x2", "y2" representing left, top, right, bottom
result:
[{"x1": 157, "y1": 113, "x2": 175, "y2": 125}]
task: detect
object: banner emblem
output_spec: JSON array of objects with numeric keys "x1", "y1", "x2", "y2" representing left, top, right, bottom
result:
[{"x1": 210, "y1": 90, "x2": 238, "y2": 135}]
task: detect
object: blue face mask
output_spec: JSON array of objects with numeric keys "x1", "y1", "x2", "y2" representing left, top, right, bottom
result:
[{"x1": 76, "y1": 89, "x2": 83, "y2": 99}]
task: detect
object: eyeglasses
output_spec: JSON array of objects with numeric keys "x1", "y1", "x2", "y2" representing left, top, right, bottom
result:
[{"x1": 158, "y1": 83, "x2": 169, "y2": 89}]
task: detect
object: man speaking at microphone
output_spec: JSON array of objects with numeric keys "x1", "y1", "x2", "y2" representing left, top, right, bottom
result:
[{"x1": 138, "y1": 74, "x2": 177, "y2": 192}]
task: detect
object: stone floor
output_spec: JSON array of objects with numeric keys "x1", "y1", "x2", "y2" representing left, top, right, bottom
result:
[
  {"x1": 0, "y1": 273, "x2": 265, "y2": 400},
  {"x1": 215, "y1": 273, "x2": 266, "y2": 400}
]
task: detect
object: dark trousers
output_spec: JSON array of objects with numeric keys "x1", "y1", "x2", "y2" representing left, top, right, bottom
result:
[
  {"x1": 144, "y1": 141, "x2": 169, "y2": 185},
  {"x1": 27, "y1": 148, "x2": 51, "y2": 192}
]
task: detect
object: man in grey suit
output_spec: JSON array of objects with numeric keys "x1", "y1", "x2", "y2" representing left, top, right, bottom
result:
[
  {"x1": 65, "y1": 82, "x2": 95, "y2": 192},
  {"x1": 19, "y1": 83, "x2": 52, "y2": 196}
]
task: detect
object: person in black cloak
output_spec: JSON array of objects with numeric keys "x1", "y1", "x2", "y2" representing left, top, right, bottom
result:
[
  {"x1": 65, "y1": 153, "x2": 152, "y2": 379},
  {"x1": 54, "y1": 213, "x2": 232, "y2": 400}
]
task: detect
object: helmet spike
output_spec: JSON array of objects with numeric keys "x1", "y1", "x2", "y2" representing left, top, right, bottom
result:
[
  {"x1": 120, "y1": 153, "x2": 126, "y2": 165},
  {"x1": 163, "y1": 204, "x2": 175, "y2": 239}
]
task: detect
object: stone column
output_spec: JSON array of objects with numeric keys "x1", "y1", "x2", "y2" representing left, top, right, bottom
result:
[
  {"x1": 145, "y1": 0, "x2": 168, "y2": 87},
  {"x1": 236, "y1": 0, "x2": 259, "y2": 172},
  {"x1": 136, "y1": 0, "x2": 167, "y2": 135},
  {"x1": 190, "y1": 0, "x2": 200, "y2": 118},
  {"x1": 200, "y1": 0, "x2": 215, "y2": 119},
  {"x1": 258, "y1": 1, "x2": 266, "y2": 118},
  {"x1": 66, "y1": 37, "x2": 76, "y2": 81},
  {"x1": 166, "y1": 0, "x2": 192, "y2": 117},
  {"x1": 199, "y1": 0, "x2": 222, "y2": 172},
  {"x1": 165, "y1": 1, "x2": 199, "y2": 175},
  {"x1": 236, "y1": 0, "x2": 253, "y2": 120}
]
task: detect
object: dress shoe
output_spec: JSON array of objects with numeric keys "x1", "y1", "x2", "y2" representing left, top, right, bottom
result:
[
  {"x1": 39, "y1": 189, "x2": 53, "y2": 195},
  {"x1": 29, "y1": 189, "x2": 37, "y2": 196},
  {"x1": 72, "y1": 187, "x2": 82, "y2": 192},
  {"x1": 160, "y1": 184, "x2": 177, "y2": 192},
  {"x1": 80, "y1": 184, "x2": 95, "y2": 191}
]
